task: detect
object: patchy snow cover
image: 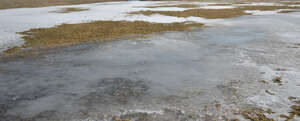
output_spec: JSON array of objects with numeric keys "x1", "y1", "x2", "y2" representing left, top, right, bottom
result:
[
  {"x1": 0, "y1": 1, "x2": 296, "y2": 52},
  {"x1": 244, "y1": 10, "x2": 282, "y2": 15},
  {"x1": 236, "y1": 2, "x2": 284, "y2": 6},
  {"x1": 0, "y1": 1, "x2": 213, "y2": 52}
]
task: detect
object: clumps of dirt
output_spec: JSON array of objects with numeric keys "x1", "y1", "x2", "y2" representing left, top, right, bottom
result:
[
  {"x1": 280, "y1": 97, "x2": 300, "y2": 121},
  {"x1": 129, "y1": 8, "x2": 250, "y2": 19},
  {"x1": 142, "y1": 4, "x2": 199, "y2": 8},
  {"x1": 241, "y1": 108, "x2": 274, "y2": 121},
  {"x1": 51, "y1": 7, "x2": 89, "y2": 13},
  {"x1": 272, "y1": 76, "x2": 282, "y2": 84},
  {"x1": 5, "y1": 21, "x2": 203, "y2": 55}
]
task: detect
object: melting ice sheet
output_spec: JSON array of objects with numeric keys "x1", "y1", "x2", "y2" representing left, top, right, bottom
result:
[{"x1": 1, "y1": 10, "x2": 300, "y2": 120}]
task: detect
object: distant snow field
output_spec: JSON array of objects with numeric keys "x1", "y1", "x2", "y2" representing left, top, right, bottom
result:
[{"x1": 0, "y1": 1, "x2": 299, "y2": 52}]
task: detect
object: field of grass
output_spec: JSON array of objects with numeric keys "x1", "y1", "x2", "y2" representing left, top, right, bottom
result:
[
  {"x1": 130, "y1": 9, "x2": 250, "y2": 19},
  {"x1": 142, "y1": 4, "x2": 200, "y2": 8},
  {"x1": 0, "y1": 0, "x2": 123, "y2": 10},
  {"x1": 130, "y1": 5, "x2": 300, "y2": 19},
  {"x1": 5, "y1": 21, "x2": 203, "y2": 55}
]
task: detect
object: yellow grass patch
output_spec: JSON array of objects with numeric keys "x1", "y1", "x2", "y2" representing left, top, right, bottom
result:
[
  {"x1": 281, "y1": 1, "x2": 300, "y2": 5},
  {"x1": 51, "y1": 7, "x2": 89, "y2": 13},
  {"x1": 278, "y1": 10, "x2": 298, "y2": 13},
  {"x1": 129, "y1": 8, "x2": 250, "y2": 19},
  {"x1": 238, "y1": 5, "x2": 300, "y2": 11},
  {"x1": 5, "y1": 21, "x2": 203, "y2": 55},
  {"x1": 143, "y1": 4, "x2": 200, "y2": 8},
  {"x1": 0, "y1": 0, "x2": 123, "y2": 10},
  {"x1": 129, "y1": 5, "x2": 300, "y2": 19},
  {"x1": 207, "y1": 3, "x2": 233, "y2": 6}
]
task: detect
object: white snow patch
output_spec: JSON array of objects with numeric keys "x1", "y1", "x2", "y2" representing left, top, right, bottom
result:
[
  {"x1": 136, "y1": 7, "x2": 189, "y2": 11},
  {"x1": 236, "y1": 2, "x2": 283, "y2": 6},
  {"x1": 244, "y1": 10, "x2": 281, "y2": 15},
  {"x1": 199, "y1": 6, "x2": 236, "y2": 9}
]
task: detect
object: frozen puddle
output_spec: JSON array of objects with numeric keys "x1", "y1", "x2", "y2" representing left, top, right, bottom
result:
[{"x1": 1, "y1": 8, "x2": 300, "y2": 120}]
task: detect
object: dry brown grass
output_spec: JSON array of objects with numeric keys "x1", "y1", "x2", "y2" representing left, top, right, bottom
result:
[
  {"x1": 241, "y1": 108, "x2": 274, "y2": 121},
  {"x1": 238, "y1": 5, "x2": 300, "y2": 11},
  {"x1": 0, "y1": 0, "x2": 123, "y2": 10},
  {"x1": 129, "y1": 5, "x2": 300, "y2": 19},
  {"x1": 51, "y1": 7, "x2": 89, "y2": 13},
  {"x1": 280, "y1": 98, "x2": 300, "y2": 121},
  {"x1": 5, "y1": 21, "x2": 203, "y2": 54},
  {"x1": 129, "y1": 8, "x2": 250, "y2": 19},
  {"x1": 278, "y1": 10, "x2": 298, "y2": 13},
  {"x1": 207, "y1": 3, "x2": 233, "y2": 6},
  {"x1": 143, "y1": 4, "x2": 200, "y2": 8},
  {"x1": 281, "y1": 1, "x2": 300, "y2": 5}
]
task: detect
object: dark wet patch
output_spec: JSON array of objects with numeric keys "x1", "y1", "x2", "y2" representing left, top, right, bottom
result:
[{"x1": 80, "y1": 77, "x2": 150, "y2": 105}]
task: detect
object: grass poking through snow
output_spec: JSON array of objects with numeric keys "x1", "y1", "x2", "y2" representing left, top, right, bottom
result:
[
  {"x1": 129, "y1": 5, "x2": 300, "y2": 19},
  {"x1": 51, "y1": 7, "x2": 89, "y2": 13},
  {"x1": 5, "y1": 21, "x2": 203, "y2": 55},
  {"x1": 142, "y1": 4, "x2": 200, "y2": 8},
  {"x1": 129, "y1": 9, "x2": 250, "y2": 19}
]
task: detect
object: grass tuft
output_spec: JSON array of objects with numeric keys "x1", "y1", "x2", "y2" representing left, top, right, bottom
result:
[{"x1": 51, "y1": 7, "x2": 89, "y2": 13}]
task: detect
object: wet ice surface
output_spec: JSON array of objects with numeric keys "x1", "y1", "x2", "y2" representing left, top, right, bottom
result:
[
  {"x1": 1, "y1": 11, "x2": 300, "y2": 120},
  {"x1": 1, "y1": 1, "x2": 299, "y2": 52}
]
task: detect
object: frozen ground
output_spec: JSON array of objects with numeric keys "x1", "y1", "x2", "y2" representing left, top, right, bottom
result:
[
  {"x1": 0, "y1": 1, "x2": 298, "y2": 52},
  {"x1": 1, "y1": 1, "x2": 300, "y2": 121}
]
